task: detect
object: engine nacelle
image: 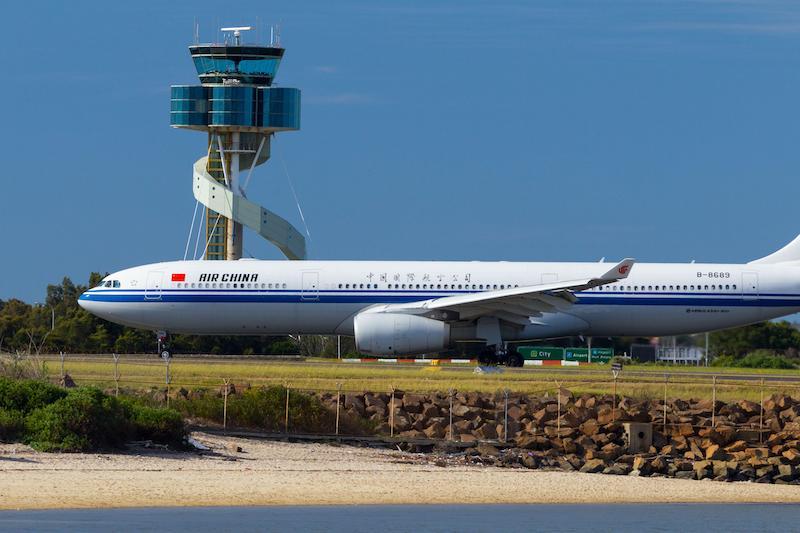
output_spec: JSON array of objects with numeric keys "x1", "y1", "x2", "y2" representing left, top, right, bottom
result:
[{"x1": 354, "y1": 313, "x2": 450, "y2": 356}]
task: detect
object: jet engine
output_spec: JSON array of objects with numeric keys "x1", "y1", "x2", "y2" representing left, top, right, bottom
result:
[{"x1": 354, "y1": 313, "x2": 450, "y2": 356}]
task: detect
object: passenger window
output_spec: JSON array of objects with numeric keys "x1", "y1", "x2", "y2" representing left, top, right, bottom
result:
[
  {"x1": 282, "y1": 283, "x2": 287, "y2": 288},
  {"x1": 704, "y1": 285, "x2": 708, "y2": 290},
  {"x1": 733, "y1": 284, "x2": 737, "y2": 289}
]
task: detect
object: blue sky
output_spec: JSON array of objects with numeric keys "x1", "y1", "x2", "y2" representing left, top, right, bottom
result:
[{"x1": 3, "y1": 0, "x2": 800, "y2": 302}]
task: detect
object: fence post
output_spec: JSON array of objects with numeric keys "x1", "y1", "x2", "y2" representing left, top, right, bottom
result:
[
  {"x1": 223, "y1": 378, "x2": 230, "y2": 432},
  {"x1": 59, "y1": 351, "x2": 65, "y2": 384},
  {"x1": 663, "y1": 374, "x2": 669, "y2": 435},
  {"x1": 555, "y1": 381, "x2": 562, "y2": 436},
  {"x1": 389, "y1": 387, "x2": 396, "y2": 438},
  {"x1": 759, "y1": 378, "x2": 764, "y2": 444},
  {"x1": 284, "y1": 385, "x2": 290, "y2": 434},
  {"x1": 335, "y1": 382, "x2": 342, "y2": 436},
  {"x1": 711, "y1": 375, "x2": 717, "y2": 427},
  {"x1": 503, "y1": 389, "x2": 509, "y2": 443},
  {"x1": 112, "y1": 353, "x2": 120, "y2": 397},
  {"x1": 165, "y1": 357, "x2": 171, "y2": 408},
  {"x1": 612, "y1": 375, "x2": 618, "y2": 422},
  {"x1": 448, "y1": 388, "x2": 455, "y2": 442}
]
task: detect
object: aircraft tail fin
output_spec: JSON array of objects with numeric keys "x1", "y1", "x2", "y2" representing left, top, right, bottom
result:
[{"x1": 748, "y1": 234, "x2": 800, "y2": 264}]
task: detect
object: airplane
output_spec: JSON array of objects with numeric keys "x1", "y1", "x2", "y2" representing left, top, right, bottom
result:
[{"x1": 78, "y1": 234, "x2": 800, "y2": 366}]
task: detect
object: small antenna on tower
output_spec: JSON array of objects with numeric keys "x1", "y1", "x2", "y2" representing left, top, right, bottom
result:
[{"x1": 193, "y1": 18, "x2": 199, "y2": 44}]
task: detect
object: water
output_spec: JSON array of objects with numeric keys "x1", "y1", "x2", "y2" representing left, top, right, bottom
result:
[{"x1": 0, "y1": 504, "x2": 798, "y2": 532}]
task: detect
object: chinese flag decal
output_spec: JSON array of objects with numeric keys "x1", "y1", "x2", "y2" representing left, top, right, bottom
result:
[{"x1": 171, "y1": 273, "x2": 186, "y2": 282}]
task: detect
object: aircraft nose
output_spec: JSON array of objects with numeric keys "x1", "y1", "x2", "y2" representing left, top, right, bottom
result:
[{"x1": 78, "y1": 291, "x2": 97, "y2": 313}]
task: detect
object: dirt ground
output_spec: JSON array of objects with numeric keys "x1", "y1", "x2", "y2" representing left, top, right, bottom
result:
[{"x1": 0, "y1": 432, "x2": 798, "y2": 509}]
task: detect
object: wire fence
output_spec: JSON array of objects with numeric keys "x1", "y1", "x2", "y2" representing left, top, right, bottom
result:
[{"x1": 4, "y1": 352, "x2": 796, "y2": 446}]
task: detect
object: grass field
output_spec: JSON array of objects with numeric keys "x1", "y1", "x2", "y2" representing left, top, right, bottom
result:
[{"x1": 13, "y1": 354, "x2": 800, "y2": 402}]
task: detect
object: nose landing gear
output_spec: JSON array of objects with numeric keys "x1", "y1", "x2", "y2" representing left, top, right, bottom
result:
[{"x1": 156, "y1": 331, "x2": 172, "y2": 359}]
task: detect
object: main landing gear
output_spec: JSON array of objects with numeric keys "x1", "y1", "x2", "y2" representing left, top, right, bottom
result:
[
  {"x1": 477, "y1": 345, "x2": 523, "y2": 367},
  {"x1": 156, "y1": 331, "x2": 172, "y2": 359}
]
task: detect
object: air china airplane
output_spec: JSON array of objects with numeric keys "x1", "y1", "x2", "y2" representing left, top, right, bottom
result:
[{"x1": 78, "y1": 235, "x2": 800, "y2": 366}]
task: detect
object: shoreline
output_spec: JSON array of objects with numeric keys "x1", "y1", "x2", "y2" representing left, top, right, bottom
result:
[{"x1": 1, "y1": 433, "x2": 798, "y2": 510}]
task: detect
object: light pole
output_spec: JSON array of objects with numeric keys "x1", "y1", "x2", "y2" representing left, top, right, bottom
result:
[{"x1": 34, "y1": 302, "x2": 55, "y2": 331}]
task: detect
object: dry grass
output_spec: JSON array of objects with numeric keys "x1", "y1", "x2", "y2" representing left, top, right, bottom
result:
[{"x1": 21, "y1": 354, "x2": 800, "y2": 402}]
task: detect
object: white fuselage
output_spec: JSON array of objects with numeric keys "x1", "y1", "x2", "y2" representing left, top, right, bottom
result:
[{"x1": 78, "y1": 259, "x2": 800, "y2": 342}]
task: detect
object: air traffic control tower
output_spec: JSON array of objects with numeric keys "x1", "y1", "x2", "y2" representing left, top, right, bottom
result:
[{"x1": 170, "y1": 26, "x2": 306, "y2": 261}]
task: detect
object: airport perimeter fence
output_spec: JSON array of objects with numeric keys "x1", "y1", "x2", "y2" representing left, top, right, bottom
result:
[{"x1": 3, "y1": 352, "x2": 800, "y2": 445}]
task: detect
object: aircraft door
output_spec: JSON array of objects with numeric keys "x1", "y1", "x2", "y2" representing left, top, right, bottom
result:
[
  {"x1": 742, "y1": 272, "x2": 758, "y2": 301},
  {"x1": 541, "y1": 273, "x2": 558, "y2": 285},
  {"x1": 145, "y1": 271, "x2": 163, "y2": 300},
  {"x1": 301, "y1": 271, "x2": 319, "y2": 301}
]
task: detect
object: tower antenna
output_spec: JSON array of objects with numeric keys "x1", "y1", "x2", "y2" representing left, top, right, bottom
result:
[{"x1": 221, "y1": 26, "x2": 252, "y2": 46}]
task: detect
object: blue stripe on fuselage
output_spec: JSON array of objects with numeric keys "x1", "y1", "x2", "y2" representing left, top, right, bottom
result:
[{"x1": 79, "y1": 290, "x2": 800, "y2": 307}]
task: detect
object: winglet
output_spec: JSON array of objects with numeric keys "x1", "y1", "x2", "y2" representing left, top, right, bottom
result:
[{"x1": 600, "y1": 258, "x2": 635, "y2": 281}]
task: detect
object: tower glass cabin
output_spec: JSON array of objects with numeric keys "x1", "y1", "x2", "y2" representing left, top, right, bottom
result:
[{"x1": 170, "y1": 29, "x2": 301, "y2": 260}]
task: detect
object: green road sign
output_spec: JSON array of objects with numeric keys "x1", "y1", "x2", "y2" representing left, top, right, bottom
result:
[
  {"x1": 564, "y1": 348, "x2": 614, "y2": 363},
  {"x1": 517, "y1": 347, "x2": 565, "y2": 360}
]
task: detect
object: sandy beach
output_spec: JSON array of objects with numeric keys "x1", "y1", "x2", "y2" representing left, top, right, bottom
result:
[{"x1": 0, "y1": 432, "x2": 798, "y2": 510}]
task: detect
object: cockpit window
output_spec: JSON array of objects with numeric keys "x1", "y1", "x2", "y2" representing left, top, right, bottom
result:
[{"x1": 96, "y1": 279, "x2": 120, "y2": 288}]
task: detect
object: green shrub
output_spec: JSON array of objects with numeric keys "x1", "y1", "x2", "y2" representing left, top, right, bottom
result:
[
  {"x1": 712, "y1": 350, "x2": 797, "y2": 369},
  {"x1": 0, "y1": 408, "x2": 25, "y2": 441},
  {"x1": 0, "y1": 378, "x2": 66, "y2": 414},
  {"x1": 174, "y1": 386, "x2": 332, "y2": 433},
  {"x1": 119, "y1": 398, "x2": 186, "y2": 447},
  {"x1": 737, "y1": 352, "x2": 796, "y2": 369},
  {"x1": 25, "y1": 388, "x2": 130, "y2": 452}
]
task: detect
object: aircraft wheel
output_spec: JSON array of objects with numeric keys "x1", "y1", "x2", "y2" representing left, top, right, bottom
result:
[
  {"x1": 507, "y1": 352, "x2": 524, "y2": 368},
  {"x1": 477, "y1": 350, "x2": 498, "y2": 366}
]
